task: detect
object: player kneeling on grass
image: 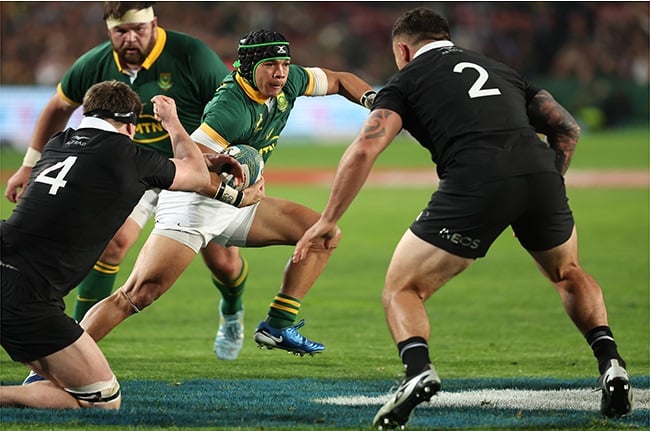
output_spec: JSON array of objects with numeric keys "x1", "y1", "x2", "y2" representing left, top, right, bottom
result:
[{"x1": 0, "y1": 80, "x2": 263, "y2": 409}]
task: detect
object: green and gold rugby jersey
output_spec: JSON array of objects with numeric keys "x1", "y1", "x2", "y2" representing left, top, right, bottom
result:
[
  {"x1": 58, "y1": 28, "x2": 229, "y2": 157},
  {"x1": 192, "y1": 64, "x2": 318, "y2": 163}
]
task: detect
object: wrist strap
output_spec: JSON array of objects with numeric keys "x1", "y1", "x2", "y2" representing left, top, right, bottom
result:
[
  {"x1": 22, "y1": 147, "x2": 42, "y2": 167},
  {"x1": 360, "y1": 90, "x2": 376, "y2": 110},
  {"x1": 214, "y1": 182, "x2": 243, "y2": 207}
]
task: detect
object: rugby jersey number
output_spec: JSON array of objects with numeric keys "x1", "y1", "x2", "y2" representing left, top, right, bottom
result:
[
  {"x1": 453, "y1": 62, "x2": 502, "y2": 98},
  {"x1": 34, "y1": 156, "x2": 78, "y2": 195}
]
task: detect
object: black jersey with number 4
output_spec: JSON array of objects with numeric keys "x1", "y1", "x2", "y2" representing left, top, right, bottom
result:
[
  {"x1": 1, "y1": 127, "x2": 175, "y2": 298},
  {"x1": 374, "y1": 43, "x2": 557, "y2": 184}
]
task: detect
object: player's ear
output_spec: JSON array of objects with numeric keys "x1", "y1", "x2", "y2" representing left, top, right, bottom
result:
[
  {"x1": 398, "y1": 42, "x2": 411, "y2": 63},
  {"x1": 126, "y1": 123, "x2": 136, "y2": 139}
]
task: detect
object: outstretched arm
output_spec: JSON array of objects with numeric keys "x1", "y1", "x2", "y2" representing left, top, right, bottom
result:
[
  {"x1": 527, "y1": 89, "x2": 581, "y2": 175},
  {"x1": 293, "y1": 109, "x2": 402, "y2": 262},
  {"x1": 321, "y1": 68, "x2": 376, "y2": 108}
]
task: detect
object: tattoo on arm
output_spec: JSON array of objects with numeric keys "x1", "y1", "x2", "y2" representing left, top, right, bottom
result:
[
  {"x1": 528, "y1": 90, "x2": 581, "y2": 175},
  {"x1": 361, "y1": 110, "x2": 393, "y2": 141}
]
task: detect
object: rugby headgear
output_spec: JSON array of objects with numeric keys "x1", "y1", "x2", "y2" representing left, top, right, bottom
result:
[{"x1": 234, "y1": 30, "x2": 290, "y2": 89}]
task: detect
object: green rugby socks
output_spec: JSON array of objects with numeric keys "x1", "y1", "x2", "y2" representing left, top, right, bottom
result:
[
  {"x1": 212, "y1": 256, "x2": 248, "y2": 315},
  {"x1": 266, "y1": 293, "x2": 301, "y2": 329},
  {"x1": 73, "y1": 261, "x2": 119, "y2": 321}
]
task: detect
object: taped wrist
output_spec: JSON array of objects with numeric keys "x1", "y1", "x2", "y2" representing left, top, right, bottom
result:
[
  {"x1": 360, "y1": 90, "x2": 376, "y2": 109},
  {"x1": 214, "y1": 182, "x2": 244, "y2": 207},
  {"x1": 22, "y1": 147, "x2": 42, "y2": 167}
]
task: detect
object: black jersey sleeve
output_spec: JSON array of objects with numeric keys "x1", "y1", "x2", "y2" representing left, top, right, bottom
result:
[
  {"x1": 524, "y1": 80, "x2": 543, "y2": 104},
  {"x1": 133, "y1": 146, "x2": 176, "y2": 190}
]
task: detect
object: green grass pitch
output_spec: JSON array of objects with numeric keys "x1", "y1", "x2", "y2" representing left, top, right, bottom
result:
[{"x1": 0, "y1": 127, "x2": 648, "y2": 430}]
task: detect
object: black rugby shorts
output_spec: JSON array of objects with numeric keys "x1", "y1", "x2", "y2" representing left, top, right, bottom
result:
[
  {"x1": 1, "y1": 264, "x2": 83, "y2": 363},
  {"x1": 409, "y1": 172, "x2": 574, "y2": 259}
]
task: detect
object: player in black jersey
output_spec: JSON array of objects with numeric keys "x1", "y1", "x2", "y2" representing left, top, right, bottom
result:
[
  {"x1": 0, "y1": 81, "x2": 258, "y2": 409},
  {"x1": 294, "y1": 7, "x2": 633, "y2": 429}
]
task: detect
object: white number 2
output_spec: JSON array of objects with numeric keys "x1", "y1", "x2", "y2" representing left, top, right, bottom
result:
[
  {"x1": 34, "y1": 156, "x2": 78, "y2": 195},
  {"x1": 453, "y1": 62, "x2": 502, "y2": 98}
]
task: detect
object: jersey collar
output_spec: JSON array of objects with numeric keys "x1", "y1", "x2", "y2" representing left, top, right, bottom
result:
[
  {"x1": 113, "y1": 27, "x2": 167, "y2": 73},
  {"x1": 413, "y1": 40, "x2": 454, "y2": 60},
  {"x1": 235, "y1": 72, "x2": 269, "y2": 105},
  {"x1": 78, "y1": 116, "x2": 120, "y2": 133}
]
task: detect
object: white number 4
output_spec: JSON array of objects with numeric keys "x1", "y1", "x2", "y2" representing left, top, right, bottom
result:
[
  {"x1": 453, "y1": 62, "x2": 502, "y2": 98},
  {"x1": 34, "y1": 156, "x2": 78, "y2": 195}
]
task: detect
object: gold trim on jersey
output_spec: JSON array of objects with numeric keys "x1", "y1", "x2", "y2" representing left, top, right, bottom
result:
[
  {"x1": 198, "y1": 123, "x2": 230, "y2": 150},
  {"x1": 235, "y1": 72, "x2": 268, "y2": 105},
  {"x1": 113, "y1": 27, "x2": 167, "y2": 73},
  {"x1": 303, "y1": 67, "x2": 317, "y2": 95},
  {"x1": 56, "y1": 83, "x2": 80, "y2": 107}
]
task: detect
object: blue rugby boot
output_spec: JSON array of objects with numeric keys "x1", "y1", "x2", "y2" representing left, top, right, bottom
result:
[
  {"x1": 23, "y1": 370, "x2": 46, "y2": 385},
  {"x1": 599, "y1": 359, "x2": 633, "y2": 418},
  {"x1": 253, "y1": 319, "x2": 325, "y2": 356},
  {"x1": 373, "y1": 365, "x2": 441, "y2": 430}
]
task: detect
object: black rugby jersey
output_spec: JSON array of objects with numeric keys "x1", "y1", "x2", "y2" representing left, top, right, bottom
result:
[
  {"x1": 374, "y1": 41, "x2": 556, "y2": 183},
  {"x1": 1, "y1": 122, "x2": 175, "y2": 297}
]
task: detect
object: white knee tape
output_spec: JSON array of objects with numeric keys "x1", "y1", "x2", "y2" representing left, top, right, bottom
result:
[{"x1": 65, "y1": 374, "x2": 121, "y2": 404}]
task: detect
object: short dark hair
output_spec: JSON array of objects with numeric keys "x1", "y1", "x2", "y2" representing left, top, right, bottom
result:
[
  {"x1": 103, "y1": 1, "x2": 156, "y2": 21},
  {"x1": 392, "y1": 7, "x2": 451, "y2": 43},
  {"x1": 82, "y1": 81, "x2": 142, "y2": 123}
]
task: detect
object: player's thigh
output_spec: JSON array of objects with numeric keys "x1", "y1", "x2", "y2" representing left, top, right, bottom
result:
[
  {"x1": 247, "y1": 196, "x2": 321, "y2": 246},
  {"x1": 386, "y1": 229, "x2": 473, "y2": 298}
]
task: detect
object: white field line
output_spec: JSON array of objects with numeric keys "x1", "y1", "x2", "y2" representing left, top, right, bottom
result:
[{"x1": 315, "y1": 388, "x2": 650, "y2": 411}]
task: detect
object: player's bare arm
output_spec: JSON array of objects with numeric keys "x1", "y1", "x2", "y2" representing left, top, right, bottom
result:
[
  {"x1": 321, "y1": 68, "x2": 374, "y2": 107},
  {"x1": 527, "y1": 89, "x2": 581, "y2": 175},
  {"x1": 293, "y1": 109, "x2": 401, "y2": 262}
]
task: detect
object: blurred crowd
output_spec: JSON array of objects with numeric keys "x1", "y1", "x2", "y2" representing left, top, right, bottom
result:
[
  {"x1": 1, "y1": 2, "x2": 648, "y2": 126},
  {"x1": 2, "y1": 1, "x2": 648, "y2": 86}
]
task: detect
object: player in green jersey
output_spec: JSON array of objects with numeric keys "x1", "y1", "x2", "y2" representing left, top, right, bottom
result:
[
  {"x1": 4, "y1": 2, "x2": 255, "y2": 360},
  {"x1": 78, "y1": 29, "x2": 377, "y2": 359}
]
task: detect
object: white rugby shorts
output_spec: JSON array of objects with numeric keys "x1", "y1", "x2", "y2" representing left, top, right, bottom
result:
[{"x1": 152, "y1": 189, "x2": 259, "y2": 253}]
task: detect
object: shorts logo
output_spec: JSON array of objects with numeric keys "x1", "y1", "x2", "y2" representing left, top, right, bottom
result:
[{"x1": 439, "y1": 228, "x2": 480, "y2": 249}]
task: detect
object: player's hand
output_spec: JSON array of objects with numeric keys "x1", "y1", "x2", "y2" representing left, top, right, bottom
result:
[
  {"x1": 239, "y1": 177, "x2": 265, "y2": 207},
  {"x1": 203, "y1": 153, "x2": 245, "y2": 188},
  {"x1": 4, "y1": 166, "x2": 32, "y2": 203},
  {"x1": 151, "y1": 95, "x2": 180, "y2": 130},
  {"x1": 293, "y1": 218, "x2": 339, "y2": 262}
]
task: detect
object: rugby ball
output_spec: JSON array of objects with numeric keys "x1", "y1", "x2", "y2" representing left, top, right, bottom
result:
[{"x1": 221, "y1": 145, "x2": 264, "y2": 191}]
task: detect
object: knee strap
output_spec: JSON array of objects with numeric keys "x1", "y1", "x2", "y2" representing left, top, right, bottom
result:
[{"x1": 65, "y1": 374, "x2": 121, "y2": 405}]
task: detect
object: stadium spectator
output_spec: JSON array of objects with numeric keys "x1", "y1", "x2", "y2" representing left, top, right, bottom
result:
[
  {"x1": 2, "y1": 2, "x2": 647, "y2": 86},
  {"x1": 0, "y1": 81, "x2": 255, "y2": 409},
  {"x1": 78, "y1": 29, "x2": 375, "y2": 360},
  {"x1": 2, "y1": 2, "x2": 262, "y2": 361},
  {"x1": 293, "y1": 7, "x2": 633, "y2": 429}
]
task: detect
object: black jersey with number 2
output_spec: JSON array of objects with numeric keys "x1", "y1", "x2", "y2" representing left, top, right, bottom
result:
[
  {"x1": 1, "y1": 127, "x2": 175, "y2": 297},
  {"x1": 374, "y1": 43, "x2": 557, "y2": 184}
]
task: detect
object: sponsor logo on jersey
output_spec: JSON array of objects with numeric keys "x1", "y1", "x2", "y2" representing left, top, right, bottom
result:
[
  {"x1": 134, "y1": 113, "x2": 169, "y2": 144},
  {"x1": 158, "y1": 73, "x2": 172, "y2": 91}
]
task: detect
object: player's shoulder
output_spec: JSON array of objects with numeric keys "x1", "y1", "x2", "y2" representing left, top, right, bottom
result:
[
  {"x1": 71, "y1": 40, "x2": 114, "y2": 68},
  {"x1": 163, "y1": 28, "x2": 211, "y2": 51}
]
